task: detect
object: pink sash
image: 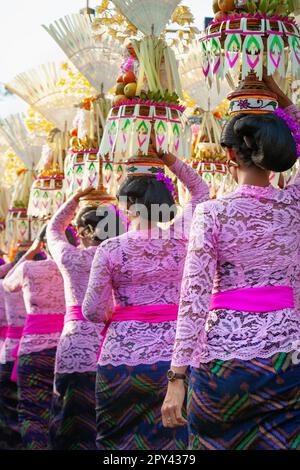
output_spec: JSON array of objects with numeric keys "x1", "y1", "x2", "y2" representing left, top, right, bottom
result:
[
  {"x1": 98, "y1": 304, "x2": 178, "y2": 360},
  {"x1": 6, "y1": 326, "x2": 23, "y2": 340},
  {"x1": 64, "y1": 305, "x2": 85, "y2": 323},
  {"x1": 11, "y1": 314, "x2": 64, "y2": 383},
  {"x1": 0, "y1": 326, "x2": 8, "y2": 338},
  {"x1": 210, "y1": 286, "x2": 294, "y2": 313}
]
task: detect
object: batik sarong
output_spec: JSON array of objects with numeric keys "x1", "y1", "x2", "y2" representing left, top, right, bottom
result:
[
  {"x1": 188, "y1": 352, "x2": 300, "y2": 450},
  {"x1": 96, "y1": 361, "x2": 188, "y2": 450}
]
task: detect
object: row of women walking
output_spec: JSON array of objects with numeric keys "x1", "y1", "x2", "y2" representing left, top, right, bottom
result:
[{"x1": 0, "y1": 76, "x2": 299, "y2": 450}]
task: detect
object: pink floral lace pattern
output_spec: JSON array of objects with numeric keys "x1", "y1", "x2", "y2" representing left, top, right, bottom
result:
[
  {"x1": 47, "y1": 198, "x2": 103, "y2": 374},
  {"x1": 3, "y1": 259, "x2": 66, "y2": 356},
  {"x1": 172, "y1": 109, "x2": 300, "y2": 367},
  {"x1": 0, "y1": 280, "x2": 6, "y2": 352},
  {"x1": 0, "y1": 288, "x2": 26, "y2": 364},
  {"x1": 83, "y1": 158, "x2": 209, "y2": 366}
]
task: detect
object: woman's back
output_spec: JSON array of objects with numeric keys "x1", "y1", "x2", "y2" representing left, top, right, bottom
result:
[
  {"x1": 107, "y1": 229, "x2": 188, "y2": 306},
  {"x1": 213, "y1": 183, "x2": 300, "y2": 291},
  {"x1": 173, "y1": 179, "x2": 300, "y2": 367}
]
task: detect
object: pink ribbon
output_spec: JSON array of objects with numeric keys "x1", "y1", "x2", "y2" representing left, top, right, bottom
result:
[
  {"x1": 10, "y1": 314, "x2": 64, "y2": 382},
  {"x1": 64, "y1": 305, "x2": 86, "y2": 323},
  {"x1": 210, "y1": 286, "x2": 294, "y2": 313},
  {"x1": 0, "y1": 326, "x2": 8, "y2": 338},
  {"x1": 6, "y1": 327, "x2": 24, "y2": 383},
  {"x1": 98, "y1": 304, "x2": 178, "y2": 361}
]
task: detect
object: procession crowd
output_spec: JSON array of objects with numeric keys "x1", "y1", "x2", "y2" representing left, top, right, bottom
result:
[{"x1": 0, "y1": 76, "x2": 300, "y2": 451}]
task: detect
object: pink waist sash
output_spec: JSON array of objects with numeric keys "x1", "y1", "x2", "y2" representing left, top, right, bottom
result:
[
  {"x1": 98, "y1": 304, "x2": 178, "y2": 361},
  {"x1": 22, "y1": 313, "x2": 65, "y2": 336},
  {"x1": 6, "y1": 326, "x2": 23, "y2": 339},
  {"x1": 11, "y1": 314, "x2": 64, "y2": 383},
  {"x1": 112, "y1": 304, "x2": 178, "y2": 323},
  {"x1": 0, "y1": 326, "x2": 8, "y2": 338},
  {"x1": 210, "y1": 286, "x2": 294, "y2": 313},
  {"x1": 64, "y1": 305, "x2": 85, "y2": 323}
]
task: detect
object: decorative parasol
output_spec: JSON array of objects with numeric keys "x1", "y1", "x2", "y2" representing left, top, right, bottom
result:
[
  {"x1": 200, "y1": 1, "x2": 300, "y2": 115},
  {"x1": 0, "y1": 114, "x2": 45, "y2": 170},
  {"x1": 0, "y1": 114, "x2": 47, "y2": 249},
  {"x1": 43, "y1": 13, "x2": 122, "y2": 93},
  {"x1": 5, "y1": 63, "x2": 82, "y2": 130}
]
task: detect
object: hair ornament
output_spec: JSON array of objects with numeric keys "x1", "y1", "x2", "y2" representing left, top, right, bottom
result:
[
  {"x1": 155, "y1": 171, "x2": 176, "y2": 195},
  {"x1": 274, "y1": 108, "x2": 300, "y2": 158}
]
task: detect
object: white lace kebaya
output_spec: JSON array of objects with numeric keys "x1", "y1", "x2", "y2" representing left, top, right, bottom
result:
[
  {"x1": 172, "y1": 105, "x2": 300, "y2": 368},
  {"x1": 3, "y1": 259, "x2": 66, "y2": 356},
  {"x1": 83, "y1": 158, "x2": 209, "y2": 367},
  {"x1": 47, "y1": 198, "x2": 104, "y2": 375}
]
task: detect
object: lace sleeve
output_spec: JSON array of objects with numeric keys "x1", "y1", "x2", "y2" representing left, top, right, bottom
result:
[
  {"x1": 170, "y1": 158, "x2": 209, "y2": 239},
  {"x1": 171, "y1": 202, "x2": 218, "y2": 367},
  {"x1": 47, "y1": 197, "x2": 78, "y2": 264},
  {"x1": 3, "y1": 261, "x2": 24, "y2": 293},
  {"x1": 82, "y1": 242, "x2": 113, "y2": 323},
  {"x1": 0, "y1": 262, "x2": 14, "y2": 279}
]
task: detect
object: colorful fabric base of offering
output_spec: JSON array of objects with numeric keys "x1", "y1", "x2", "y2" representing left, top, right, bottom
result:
[
  {"x1": 0, "y1": 362, "x2": 23, "y2": 450},
  {"x1": 17, "y1": 348, "x2": 56, "y2": 450},
  {"x1": 228, "y1": 96, "x2": 278, "y2": 115},
  {"x1": 201, "y1": 16, "x2": 300, "y2": 81},
  {"x1": 95, "y1": 362, "x2": 188, "y2": 451},
  {"x1": 49, "y1": 371, "x2": 97, "y2": 450},
  {"x1": 188, "y1": 352, "x2": 300, "y2": 450}
]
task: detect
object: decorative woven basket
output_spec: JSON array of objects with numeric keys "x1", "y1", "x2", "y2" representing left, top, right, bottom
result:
[{"x1": 99, "y1": 101, "x2": 192, "y2": 162}]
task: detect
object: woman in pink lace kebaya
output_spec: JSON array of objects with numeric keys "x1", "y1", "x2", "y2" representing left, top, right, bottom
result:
[
  {"x1": 83, "y1": 153, "x2": 209, "y2": 450},
  {"x1": 162, "y1": 77, "x2": 300, "y2": 450},
  {"x1": 46, "y1": 189, "x2": 125, "y2": 450},
  {"x1": 0, "y1": 258, "x2": 25, "y2": 449},
  {"x1": 3, "y1": 229, "x2": 71, "y2": 450}
]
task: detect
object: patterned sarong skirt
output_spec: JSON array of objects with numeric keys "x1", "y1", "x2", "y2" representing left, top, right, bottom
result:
[
  {"x1": 49, "y1": 371, "x2": 97, "y2": 450},
  {"x1": 96, "y1": 361, "x2": 188, "y2": 450},
  {"x1": 188, "y1": 352, "x2": 300, "y2": 450},
  {"x1": 17, "y1": 348, "x2": 56, "y2": 450},
  {"x1": 0, "y1": 362, "x2": 23, "y2": 449}
]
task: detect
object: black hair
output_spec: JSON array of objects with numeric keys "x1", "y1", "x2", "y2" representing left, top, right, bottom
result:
[
  {"x1": 13, "y1": 251, "x2": 26, "y2": 265},
  {"x1": 13, "y1": 249, "x2": 46, "y2": 264},
  {"x1": 220, "y1": 113, "x2": 297, "y2": 172},
  {"x1": 117, "y1": 176, "x2": 177, "y2": 223},
  {"x1": 75, "y1": 205, "x2": 125, "y2": 243},
  {"x1": 39, "y1": 222, "x2": 78, "y2": 247}
]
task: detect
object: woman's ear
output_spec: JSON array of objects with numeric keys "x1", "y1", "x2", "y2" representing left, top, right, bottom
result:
[{"x1": 227, "y1": 148, "x2": 237, "y2": 162}]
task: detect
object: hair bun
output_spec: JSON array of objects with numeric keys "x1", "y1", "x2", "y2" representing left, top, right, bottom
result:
[{"x1": 231, "y1": 113, "x2": 297, "y2": 172}]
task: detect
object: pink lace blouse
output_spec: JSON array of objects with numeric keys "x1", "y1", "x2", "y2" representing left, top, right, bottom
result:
[
  {"x1": 0, "y1": 280, "x2": 6, "y2": 352},
  {"x1": 3, "y1": 259, "x2": 66, "y2": 356},
  {"x1": 83, "y1": 158, "x2": 209, "y2": 366},
  {"x1": 172, "y1": 106, "x2": 300, "y2": 367},
  {"x1": 0, "y1": 283, "x2": 26, "y2": 364},
  {"x1": 47, "y1": 198, "x2": 103, "y2": 374}
]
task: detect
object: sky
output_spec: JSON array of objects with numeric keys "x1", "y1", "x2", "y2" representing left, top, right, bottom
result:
[{"x1": 0, "y1": 0, "x2": 213, "y2": 117}]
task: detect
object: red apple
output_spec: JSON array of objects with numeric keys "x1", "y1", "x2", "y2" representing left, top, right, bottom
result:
[{"x1": 123, "y1": 71, "x2": 136, "y2": 84}]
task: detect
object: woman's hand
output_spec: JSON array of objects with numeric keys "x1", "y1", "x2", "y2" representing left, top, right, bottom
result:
[
  {"x1": 161, "y1": 380, "x2": 187, "y2": 428},
  {"x1": 72, "y1": 186, "x2": 95, "y2": 203},
  {"x1": 149, "y1": 127, "x2": 176, "y2": 166},
  {"x1": 262, "y1": 68, "x2": 293, "y2": 109}
]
